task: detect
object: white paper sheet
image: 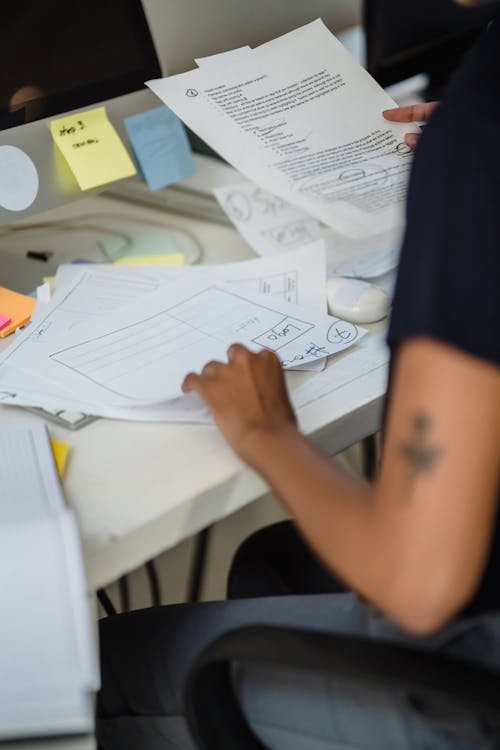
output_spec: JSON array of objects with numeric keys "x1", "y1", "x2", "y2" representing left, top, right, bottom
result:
[
  {"x1": 290, "y1": 331, "x2": 390, "y2": 410},
  {"x1": 1, "y1": 267, "x2": 364, "y2": 414},
  {"x1": 57, "y1": 239, "x2": 329, "y2": 375},
  {"x1": 0, "y1": 244, "x2": 342, "y2": 419},
  {"x1": 147, "y1": 20, "x2": 419, "y2": 240},
  {"x1": 195, "y1": 46, "x2": 252, "y2": 69},
  {"x1": 213, "y1": 180, "x2": 401, "y2": 277}
]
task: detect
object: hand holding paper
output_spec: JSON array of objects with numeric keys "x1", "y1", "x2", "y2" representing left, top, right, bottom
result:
[
  {"x1": 147, "y1": 20, "x2": 419, "y2": 239},
  {"x1": 182, "y1": 343, "x2": 298, "y2": 461}
]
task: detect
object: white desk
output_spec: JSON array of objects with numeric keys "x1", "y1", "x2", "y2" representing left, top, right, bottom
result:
[{"x1": 0, "y1": 192, "x2": 389, "y2": 593}]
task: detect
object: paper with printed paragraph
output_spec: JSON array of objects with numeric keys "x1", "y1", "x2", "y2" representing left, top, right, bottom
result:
[{"x1": 147, "y1": 20, "x2": 419, "y2": 240}]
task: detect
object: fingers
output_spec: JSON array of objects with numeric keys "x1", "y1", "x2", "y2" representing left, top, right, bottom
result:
[
  {"x1": 182, "y1": 345, "x2": 280, "y2": 394},
  {"x1": 182, "y1": 371, "x2": 201, "y2": 394},
  {"x1": 227, "y1": 343, "x2": 249, "y2": 361},
  {"x1": 405, "y1": 132, "x2": 420, "y2": 149},
  {"x1": 201, "y1": 359, "x2": 224, "y2": 377},
  {"x1": 383, "y1": 101, "x2": 438, "y2": 123},
  {"x1": 182, "y1": 359, "x2": 224, "y2": 392}
]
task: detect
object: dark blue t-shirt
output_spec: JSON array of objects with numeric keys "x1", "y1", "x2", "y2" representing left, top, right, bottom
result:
[{"x1": 387, "y1": 11, "x2": 500, "y2": 615}]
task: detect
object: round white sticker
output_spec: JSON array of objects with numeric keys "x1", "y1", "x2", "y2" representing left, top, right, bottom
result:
[{"x1": 0, "y1": 145, "x2": 39, "y2": 211}]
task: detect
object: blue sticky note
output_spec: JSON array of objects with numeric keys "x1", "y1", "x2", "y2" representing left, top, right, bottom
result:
[{"x1": 124, "y1": 106, "x2": 195, "y2": 191}]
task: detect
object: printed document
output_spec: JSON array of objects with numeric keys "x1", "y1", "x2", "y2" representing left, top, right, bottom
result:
[{"x1": 146, "y1": 20, "x2": 419, "y2": 240}]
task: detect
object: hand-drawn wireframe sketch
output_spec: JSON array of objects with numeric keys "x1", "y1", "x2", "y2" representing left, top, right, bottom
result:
[
  {"x1": 47, "y1": 282, "x2": 350, "y2": 403},
  {"x1": 0, "y1": 244, "x2": 333, "y2": 418},
  {"x1": 215, "y1": 180, "x2": 400, "y2": 276}
]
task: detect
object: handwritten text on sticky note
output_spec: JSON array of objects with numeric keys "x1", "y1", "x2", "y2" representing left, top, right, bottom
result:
[
  {"x1": 124, "y1": 106, "x2": 195, "y2": 191},
  {"x1": 49, "y1": 107, "x2": 136, "y2": 191}
]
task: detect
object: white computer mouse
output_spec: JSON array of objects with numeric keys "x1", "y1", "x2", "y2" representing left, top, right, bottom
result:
[{"x1": 326, "y1": 277, "x2": 389, "y2": 324}]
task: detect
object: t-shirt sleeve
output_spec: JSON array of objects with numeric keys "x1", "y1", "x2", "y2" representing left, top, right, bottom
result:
[{"x1": 388, "y1": 17, "x2": 500, "y2": 367}]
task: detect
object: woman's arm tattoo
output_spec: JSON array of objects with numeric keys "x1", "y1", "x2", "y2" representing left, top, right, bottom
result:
[{"x1": 400, "y1": 413, "x2": 443, "y2": 499}]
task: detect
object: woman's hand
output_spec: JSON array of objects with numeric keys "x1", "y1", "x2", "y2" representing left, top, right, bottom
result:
[
  {"x1": 182, "y1": 344, "x2": 297, "y2": 464},
  {"x1": 383, "y1": 101, "x2": 439, "y2": 149}
]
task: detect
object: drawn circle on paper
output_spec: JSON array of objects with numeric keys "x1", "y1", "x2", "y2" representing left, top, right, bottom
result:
[
  {"x1": 396, "y1": 142, "x2": 412, "y2": 155},
  {"x1": 224, "y1": 191, "x2": 252, "y2": 221},
  {"x1": 0, "y1": 145, "x2": 39, "y2": 211},
  {"x1": 327, "y1": 321, "x2": 358, "y2": 345},
  {"x1": 338, "y1": 168, "x2": 366, "y2": 182}
]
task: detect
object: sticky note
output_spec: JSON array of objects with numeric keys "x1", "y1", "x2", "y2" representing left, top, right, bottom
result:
[
  {"x1": 124, "y1": 106, "x2": 195, "y2": 191},
  {"x1": 0, "y1": 286, "x2": 36, "y2": 337},
  {"x1": 49, "y1": 107, "x2": 136, "y2": 190},
  {"x1": 114, "y1": 253, "x2": 185, "y2": 266},
  {"x1": 50, "y1": 439, "x2": 70, "y2": 479},
  {"x1": 0, "y1": 314, "x2": 12, "y2": 331}
]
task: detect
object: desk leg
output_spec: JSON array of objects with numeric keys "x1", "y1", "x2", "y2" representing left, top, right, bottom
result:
[
  {"x1": 97, "y1": 588, "x2": 117, "y2": 616},
  {"x1": 146, "y1": 560, "x2": 161, "y2": 606},
  {"x1": 188, "y1": 526, "x2": 212, "y2": 603}
]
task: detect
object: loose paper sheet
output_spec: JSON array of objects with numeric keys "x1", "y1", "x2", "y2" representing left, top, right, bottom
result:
[
  {"x1": 146, "y1": 20, "x2": 419, "y2": 239},
  {"x1": 0, "y1": 246, "x2": 363, "y2": 416},
  {"x1": 49, "y1": 107, "x2": 136, "y2": 190},
  {"x1": 214, "y1": 180, "x2": 401, "y2": 277}
]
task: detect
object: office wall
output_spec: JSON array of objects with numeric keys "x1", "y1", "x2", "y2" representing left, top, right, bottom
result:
[{"x1": 142, "y1": 0, "x2": 362, "y2": 75}]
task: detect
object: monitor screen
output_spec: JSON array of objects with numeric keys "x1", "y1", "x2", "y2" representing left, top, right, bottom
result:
[{"x1": 0, "y1": 0, "x2": 161, "y2": 131}]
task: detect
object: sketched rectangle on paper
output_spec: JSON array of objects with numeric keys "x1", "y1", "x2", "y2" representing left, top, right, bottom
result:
[{"x1": 253, "y1": 316, "x2": 314, "y2": 351}]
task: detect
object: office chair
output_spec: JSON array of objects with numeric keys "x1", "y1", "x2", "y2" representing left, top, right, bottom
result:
[{"x1": 186, "y1": 625, "x2": 500, "y2": 749}]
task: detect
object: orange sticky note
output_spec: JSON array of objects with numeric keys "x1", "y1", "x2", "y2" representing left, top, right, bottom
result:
[{"x1": 0, "y1": 286, "x2": 36, "y2": 338}]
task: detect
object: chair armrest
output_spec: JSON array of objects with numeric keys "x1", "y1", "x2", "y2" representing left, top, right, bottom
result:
[{"x1": 186, "y1": 624, "x2": 500, "y2": 750}]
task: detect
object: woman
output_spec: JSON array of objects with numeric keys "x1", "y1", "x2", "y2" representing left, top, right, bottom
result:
[{"x1": 97, "y1": 8, "x2": 500, "y2": 749}]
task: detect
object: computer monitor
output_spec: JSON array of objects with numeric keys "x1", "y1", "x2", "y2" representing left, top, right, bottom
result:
[
  {"x1": 0, "y1": 0, "x2": 361, "y2": 227},
  {"x1": 0, "y1": 0, "x2": 361, "y2": 291},
  {"x1": 0, "y1": 0, "x2": 162, "y2": 227},
  {"x1": 364, "y1": 0, "x2": 496, "y2": 96}
]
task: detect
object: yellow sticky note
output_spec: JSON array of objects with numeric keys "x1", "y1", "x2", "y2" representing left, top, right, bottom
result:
[
  {"x1": 49, "y1": 107, "x2": 136, "y2": 190},
  {"x1": 50, "y1": 439, "x2": 70, "y2": 479},
  {"x1": 0, "y1": 285, "x2": 36, "y2": 338},
  {"x1": 114, "y1": 253, "x2": 185, "y2": 266}
]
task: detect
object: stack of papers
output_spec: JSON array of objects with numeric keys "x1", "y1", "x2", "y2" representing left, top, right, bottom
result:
[
  {"x1": 0, "y1": 422, "x2": 98, "y2": 741},
  {"x1": 146, "y1": 19, "x2": 418, "y2": 271},
  {"x1": 0, "y1": 244, "x2": 366, "y2": 422}
]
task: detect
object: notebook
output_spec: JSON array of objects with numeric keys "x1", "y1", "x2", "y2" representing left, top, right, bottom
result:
[{"x1": 0, "y1": 422, "x2": 98, "y2": 740}]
